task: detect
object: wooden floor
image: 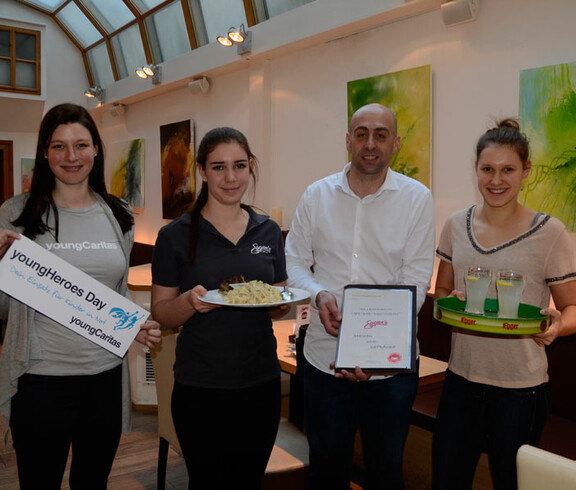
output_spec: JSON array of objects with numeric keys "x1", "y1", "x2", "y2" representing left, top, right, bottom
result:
[
  {"x1": 0, "y1": 409, "x2": 188, "y2": 490},
  {"x1": 0, "y1": 401, "x2": 492, "y2": 490}
]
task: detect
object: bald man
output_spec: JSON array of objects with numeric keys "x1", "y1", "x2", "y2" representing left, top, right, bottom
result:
[{"x1": 286, "y1": 104, "x2": 435, "y2": 489}]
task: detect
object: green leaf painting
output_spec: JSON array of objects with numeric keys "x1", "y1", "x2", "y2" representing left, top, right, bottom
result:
[
  {"x1": 347, "y1": 65, "x2": 431, "y2": 188},
  {"x1": 111, "y1": 138, "x2": 145, "y2": 208},
  {"x1": 519, "y1": 62, "x2": 576, "y2": 231}
]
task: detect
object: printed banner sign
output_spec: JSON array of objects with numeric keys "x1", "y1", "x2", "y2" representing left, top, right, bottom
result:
[{"x1": 0, "y1": 235, "x2": 148, "y2": 357}]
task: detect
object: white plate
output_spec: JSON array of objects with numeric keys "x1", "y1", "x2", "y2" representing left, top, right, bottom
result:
[{"x1": 199, "y1": 285, "x2": 310, "y2": 308}]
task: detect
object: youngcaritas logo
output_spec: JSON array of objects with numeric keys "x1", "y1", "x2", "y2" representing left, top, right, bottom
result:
[{"x1": 109, "y1": 308, "x2": 146, "y2": 330}]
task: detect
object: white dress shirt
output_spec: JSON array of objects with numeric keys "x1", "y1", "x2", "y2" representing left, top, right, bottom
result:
[{"x1": 286, "y1": 163, "x2": 435, "y2": 374}]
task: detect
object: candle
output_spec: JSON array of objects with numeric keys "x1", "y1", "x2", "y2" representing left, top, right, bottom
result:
[{"x1": 271, "y1": 207, "x2": 283, "y2": 227}]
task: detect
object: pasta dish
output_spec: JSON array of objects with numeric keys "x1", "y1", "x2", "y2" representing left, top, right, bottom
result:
[{"x1": 224, "y1": 280, "x2": 282, "y2": 304}]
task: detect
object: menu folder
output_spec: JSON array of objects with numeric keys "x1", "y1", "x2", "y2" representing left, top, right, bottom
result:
[{"x1": 335, "y1": 284, "x2": 417, "y2": 374}]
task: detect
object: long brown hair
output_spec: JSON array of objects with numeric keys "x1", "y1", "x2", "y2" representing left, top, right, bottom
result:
[{"x1": 12, "y1": 103, "x2": 133, "y2": 240}]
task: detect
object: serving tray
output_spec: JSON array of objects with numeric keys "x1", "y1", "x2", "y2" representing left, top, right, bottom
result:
[{"x1": 434, "y1": 297, "x2": 550, "y2": 335}]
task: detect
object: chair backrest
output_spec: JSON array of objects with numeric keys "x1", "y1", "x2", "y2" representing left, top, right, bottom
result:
[
  {"x1": 150, "y1": 328, "x2": 181, "y2": 452},
  {"x1": 517, "y1": 444, "x2": 576, "y2": 490}
]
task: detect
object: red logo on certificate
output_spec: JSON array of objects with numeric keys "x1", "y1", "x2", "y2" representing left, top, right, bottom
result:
[{"x1": 388, "y1": 353, "x2": 402, "y2": 363}]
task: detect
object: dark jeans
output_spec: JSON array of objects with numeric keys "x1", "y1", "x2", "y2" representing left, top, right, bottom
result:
[
  {"x1": 171, "y1": 376, "x2": 281, "y2": 490},
  {"x1": 10, "y1": 364, "x2": 123, "y2": 490},
  {"x1": 303, "y1": 357, "x2": 419, "y2": 490},
  {"x1": 432, "y1": 370, "x2": 549, "y2": 490}
]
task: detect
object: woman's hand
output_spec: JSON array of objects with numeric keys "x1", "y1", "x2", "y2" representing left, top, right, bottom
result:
[
  {"x1": 135, "y1": 319, "x2": 162, "y2": 349},
  {"x1": 0, "y1": 229, "x2": 20, "y2": 260},
  {"x1": 187, "y1": 284, "x2": 221, "y2": 314},
  {"x1": 535, "y1": 284, "x2": 576, "y2": 346},
  {"x1": 448, "y1": 289, "x2": 466, "y2": 301},
  {"x1": 533, "y1": 307, "x2": 562, "y2": 346}
]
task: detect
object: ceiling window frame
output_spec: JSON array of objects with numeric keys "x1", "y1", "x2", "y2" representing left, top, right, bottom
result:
[{"x1": 14, "y1": 0, "x2": 313, "y2": 88}]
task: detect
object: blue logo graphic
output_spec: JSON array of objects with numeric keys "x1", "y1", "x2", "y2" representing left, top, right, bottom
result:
[{"x1": 109, "y1": 308, "x2": 145, "y2": 331}]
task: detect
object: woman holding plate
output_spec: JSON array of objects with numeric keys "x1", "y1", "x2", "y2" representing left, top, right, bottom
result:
[
  {"x1": 151, "y1": 127, "x2": 288, "y2": 489},
  {"x1": 432, "y1": 119, "x2": 576, "y2": 490}
]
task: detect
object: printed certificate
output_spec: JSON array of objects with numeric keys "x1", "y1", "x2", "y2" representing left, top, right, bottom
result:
[
  {"x1": 334, "y1": 285, "x2": 417, "y2": 373},
  {"x1": 0, "y1": 235, "x2": 149, "y2": 357}
]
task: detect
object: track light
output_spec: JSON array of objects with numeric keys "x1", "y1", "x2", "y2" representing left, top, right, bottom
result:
[
  {"x1": 135, "y1": 64, "x2": 162, "y2": 84},
  {"x1": 83, "y1": 85, "x2": 105, "y2": 103},
  {"x1": 217, "y1": 24, "x2": 252, "y2": 54}
]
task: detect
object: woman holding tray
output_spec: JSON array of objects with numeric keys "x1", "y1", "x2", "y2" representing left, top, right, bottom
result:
[
  {"x1": 433, "y1": 119, "x2": 576, "y2": 490},
  {"x1": 0, "y1": 103, "x2": 161, "y2": 490},
  {"x1": 151, "y1": 127, "x2": 288, "y2": 489}
]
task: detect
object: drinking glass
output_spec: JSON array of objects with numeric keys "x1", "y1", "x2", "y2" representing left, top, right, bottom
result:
[
  {"x1": 497, "y1": 270, "x2": 525, "y2": 318},
  {"x1": 464, "y1": 265, "x2": 492, "y2": 314}
]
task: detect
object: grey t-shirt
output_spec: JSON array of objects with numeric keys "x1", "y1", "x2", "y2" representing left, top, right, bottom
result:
[{"x1": 28, "y1": 202, "x2": 126, "y2": 375}]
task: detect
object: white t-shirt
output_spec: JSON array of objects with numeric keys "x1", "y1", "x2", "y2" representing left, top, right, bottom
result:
[{"x1": 437, "y1": 206, "x2": 576, "y2": 388}]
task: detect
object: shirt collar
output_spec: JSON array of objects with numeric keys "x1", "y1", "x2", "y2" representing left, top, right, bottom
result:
[
  {"x1": 336, "y1": 162, "x2": 400, "y2": 199},
  {"x1": 197, "y1": 204, "x2": 267, "y2": 236}
]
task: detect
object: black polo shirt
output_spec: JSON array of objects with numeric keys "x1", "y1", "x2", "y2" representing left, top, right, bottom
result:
[{"x1": 152, "y1": 206, "x2": 287, "y2": 389}]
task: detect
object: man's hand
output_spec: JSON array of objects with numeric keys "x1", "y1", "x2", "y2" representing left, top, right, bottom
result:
[
  {"x1": 329, "y1": 362, "x2": 372, "y2": 382},
  {"x1": 316, "y1": 290, "x2": 342, "y2": 337}
]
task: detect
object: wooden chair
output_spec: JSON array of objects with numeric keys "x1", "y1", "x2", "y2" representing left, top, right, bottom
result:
[
  {"x1": 150, "y1": 327, "x2": 309, "y2": 490},
  {"x1": 517, "y1": 444, "x2": 576, "y2": 489}
]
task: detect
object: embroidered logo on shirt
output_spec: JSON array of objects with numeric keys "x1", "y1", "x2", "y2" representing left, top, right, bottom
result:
[
  {"x1": 251, "y1": 243, "x2": 272, "y2": 255},
  {"x1": 46, "y1": 242, "x2": 119, "y2": 252}
]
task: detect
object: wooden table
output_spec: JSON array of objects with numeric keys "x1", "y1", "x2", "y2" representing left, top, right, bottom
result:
[{"x1": 273, "y1": 319, "x2": 298, "y2": 375}]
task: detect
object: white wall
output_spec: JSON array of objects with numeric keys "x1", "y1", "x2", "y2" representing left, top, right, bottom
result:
[
  {"x1": 96, "y1": 69, "x2": 252, "y2": 243},
  {"x1": 3, "y1": 0, "x2": 576, "y2": 252},
  {"x1": 267, "y1": 0, "x2": 576, "y2": 232},
  {"x1": 0, "y1": 0, "x2": 88, "y2": 187}
]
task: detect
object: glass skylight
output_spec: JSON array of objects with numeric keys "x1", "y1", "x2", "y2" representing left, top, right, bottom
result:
[
  {"x1": 14, "y1": 0, "x2": 317, "y2": 88},
  {"x1": 56, "y1": 2, "x2": 102, "y2": 48}
]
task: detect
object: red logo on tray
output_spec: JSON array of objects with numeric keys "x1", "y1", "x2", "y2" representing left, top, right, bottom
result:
[
  {"x1": 502, "y1": 322, "x2": 519, "y2": 330},
  {"x1": 388, "y1": 353, "x2": 402, "y2": 363},
  {"x1": 540, "y1": 320, "x2": 548, "y2": 332}
]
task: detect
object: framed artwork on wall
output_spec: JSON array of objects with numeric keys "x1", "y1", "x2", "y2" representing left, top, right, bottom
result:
[
  {"x1": 110, "y1": 138, "x2": 145, "y2": 208},
  {"x1": 347, "y1": 65, "x2": 431, "y2": 189},
  {"x1": 160, "y1": 120, "x2": 195, "y2": 219},
  {"x1": 519, "y1": 61, "x2": 576, "y2": 231},
  {"x1": 21, "y1": 158, "x2": 35, "y2": 194}
]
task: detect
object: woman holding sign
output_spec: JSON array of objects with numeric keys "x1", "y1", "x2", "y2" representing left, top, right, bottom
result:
[
  {"x1": 0, "y1": 103, "x2": 161, "y2": 490},
  {"x1": 151, "y1": 127, "x2": 288, "y2": 489},
  {"x1": 432, "y1": 119, "x2": 576, "y2": 490}
]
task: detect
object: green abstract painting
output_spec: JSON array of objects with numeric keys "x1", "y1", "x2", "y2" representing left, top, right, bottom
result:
[
  {"x1": 519, "y1": 62, "x2": 576, "y2": 231},
  {"x1": 110, "y1": 138, "x2": 145, "y2": 208},
  {"x1": 347, "y1": 65, "x2": 431, "y2": 188}
]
